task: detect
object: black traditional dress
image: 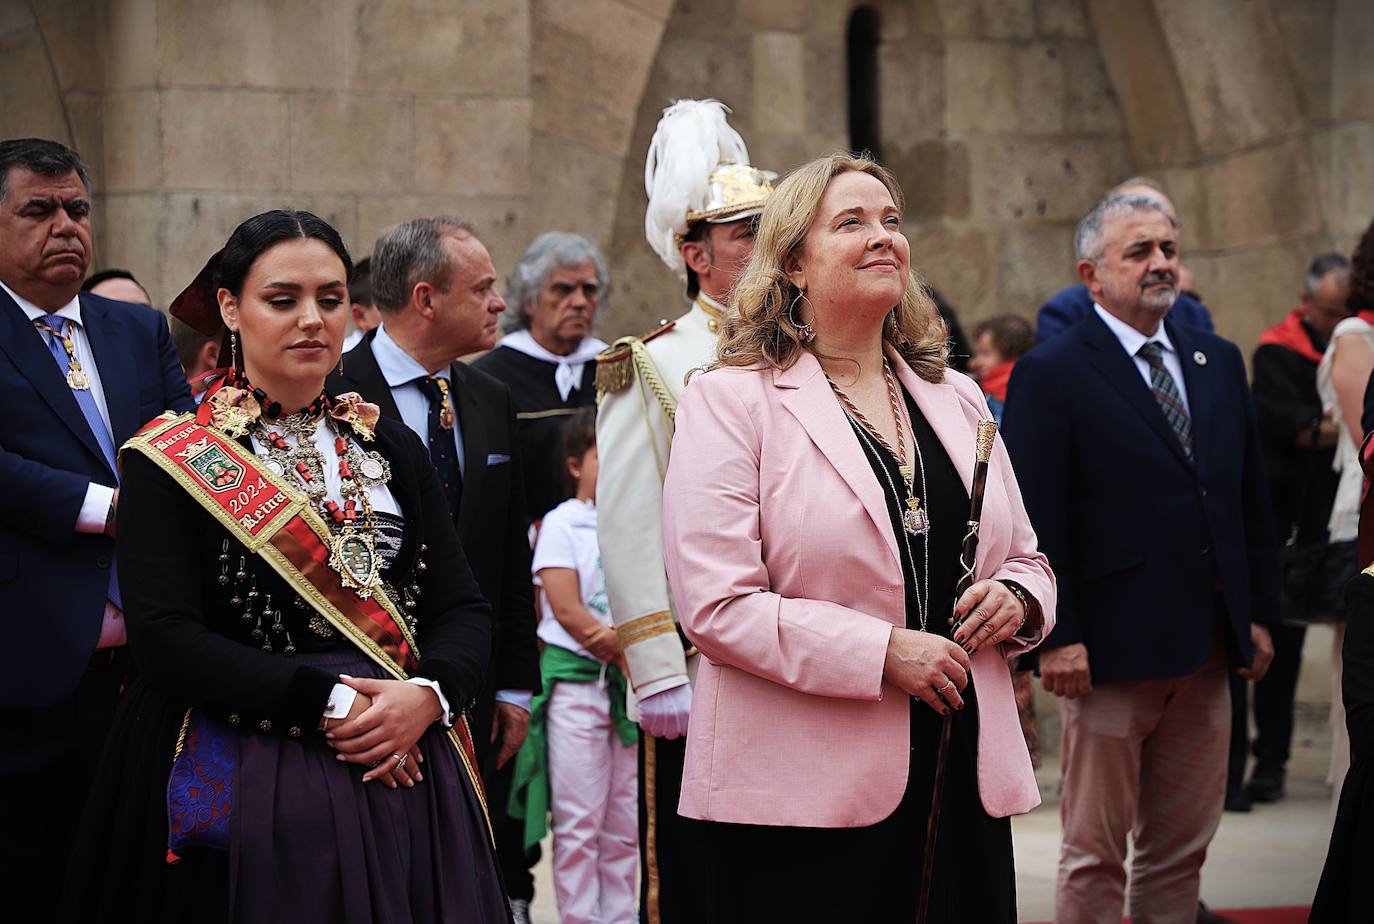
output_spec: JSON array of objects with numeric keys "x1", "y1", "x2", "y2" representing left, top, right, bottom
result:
[
  {"x1": 1311, "y1": 572, "x2": 1374, "y2": 922},
  {"x1": 59, "y1": 413, "x2": 510, "y2": 924},
  {"x1": 700, "y1": 388, "x2": 1015, "y2": 922}
]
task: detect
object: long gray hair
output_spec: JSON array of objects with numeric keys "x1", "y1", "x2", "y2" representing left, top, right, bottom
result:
[{"x1": 503, "y1": 231, "x2": 610, "y2": 333}]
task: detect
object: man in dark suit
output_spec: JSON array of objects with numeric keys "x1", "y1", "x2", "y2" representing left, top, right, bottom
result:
[
  {"x1": 0, "y1": 137, "x2": 193, "y2": 918},
  {"x1": 1002, "y1": 193, "x2": 1279, "y2": 924},
  {"x1": 327, "y1": 216, "x2": 541, "y2": 921}
]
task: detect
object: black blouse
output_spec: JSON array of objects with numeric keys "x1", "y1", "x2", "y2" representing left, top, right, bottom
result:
[{"x1": 846, "y1": 388, "x2": 969, "y2": 636}]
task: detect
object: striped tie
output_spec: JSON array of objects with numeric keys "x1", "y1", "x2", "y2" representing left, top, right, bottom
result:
[{"x1": 1137, "y1": 341, "x2": 1193, "y2": 461}]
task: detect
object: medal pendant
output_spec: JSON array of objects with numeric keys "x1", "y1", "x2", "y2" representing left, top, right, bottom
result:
[
  {"x1": 358, "y1": 452, "x2": 390, "y2": 484},
  {"x1": 903, "y1": 498, "x2": 929, "y2": 536},
  {"x1": 66, "y1": 367, "x2": 91, "y2": 390},
  {"x1": 328, "y1": 526, "x2": 381, "y2": 599},
  {"x1": 438, "y1": 404, "x2": 455, "y2": 430}
]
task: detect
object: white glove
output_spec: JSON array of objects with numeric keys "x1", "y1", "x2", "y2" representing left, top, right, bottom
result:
[{"x1": 637, "y1": 682, "x2": 693, "y2": 740}]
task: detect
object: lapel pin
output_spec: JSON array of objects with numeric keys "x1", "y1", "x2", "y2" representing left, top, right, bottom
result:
[{"x1": 1193, "y1": 350, "x2": 1207, "y2": 366}]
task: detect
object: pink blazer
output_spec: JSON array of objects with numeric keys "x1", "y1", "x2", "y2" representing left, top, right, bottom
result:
[{"x1": 661, "y1": 347, "x2": 1056, "y2": 827}]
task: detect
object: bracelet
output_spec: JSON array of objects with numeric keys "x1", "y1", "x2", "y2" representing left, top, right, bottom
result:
[{"x1": 998, "y1": 580, "x2": 1029, "y2": 628}]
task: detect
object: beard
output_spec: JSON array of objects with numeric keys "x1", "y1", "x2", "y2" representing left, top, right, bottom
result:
[{"x1": 1140, "y1": 284, "x2": 1178, "y2": 313}]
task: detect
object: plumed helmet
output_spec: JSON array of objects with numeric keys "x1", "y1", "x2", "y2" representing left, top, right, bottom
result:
[{"x1": 643, "y1": 99, "x2": 774, "y2": 281}]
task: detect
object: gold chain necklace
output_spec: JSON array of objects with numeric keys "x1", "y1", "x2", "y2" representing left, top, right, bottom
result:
[{"x1": 824, "y1": 360, "x2": 930, "y2": 536}]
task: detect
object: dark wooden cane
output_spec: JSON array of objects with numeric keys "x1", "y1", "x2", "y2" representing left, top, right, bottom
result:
[{"x1": 916, "y1": 419, "x2": 998, "y2": 924}]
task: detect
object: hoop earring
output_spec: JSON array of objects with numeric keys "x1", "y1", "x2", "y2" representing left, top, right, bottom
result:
[
  {"x1": 789, "y1": 291, "x2": 816, "y2": 344},
  {"x1": 229, "y1": 331, "x2": 239, "y2": 369}
]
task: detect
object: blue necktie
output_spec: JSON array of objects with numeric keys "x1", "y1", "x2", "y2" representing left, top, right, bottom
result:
[
  {"x1": 416, "y1": 375, "x2": 462, "y2": 518},
  {"x1": 37, "y1": 314, "x2": 121, "y2": 608}
]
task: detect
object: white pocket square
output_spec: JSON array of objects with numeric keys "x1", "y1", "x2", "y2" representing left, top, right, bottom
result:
[{"x1": 487, "y1": 453, "x2": 511, "y2": 465}]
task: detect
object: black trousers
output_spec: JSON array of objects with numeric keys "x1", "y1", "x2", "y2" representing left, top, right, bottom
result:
[
  {"x1": 0, "y1": 657, "x2": 124, "y2": 923},
  {"x1": 639, "y1": 734, "x2": 708, "y2": 924},
  {"x1": 1252, "y1": 622, "x2": 1307, "y2": 767},
  {"x1": 475, "y1": 700, "x2": 540, "y2": 903}
]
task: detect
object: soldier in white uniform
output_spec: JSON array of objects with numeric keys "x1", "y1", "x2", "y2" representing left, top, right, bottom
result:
[{"x1": 595, "y1": 99, "x2": 773, "y2": 924}]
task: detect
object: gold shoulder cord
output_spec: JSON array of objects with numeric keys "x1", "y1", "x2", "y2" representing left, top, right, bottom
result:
[
  {"x1": 630, "y1": 340, "x2": 676, "y2": 481},
  {"x1": 599, "y1": 336, "x2": 678, "y2": 482}
]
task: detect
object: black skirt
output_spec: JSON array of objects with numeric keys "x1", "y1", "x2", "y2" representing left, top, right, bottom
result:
[
  {"x1": 698, "y1": 387, "x2": 1015, "y2": 922},
  {"x1": 60, "y1": 650, "x2": 509, "y2": 924}
]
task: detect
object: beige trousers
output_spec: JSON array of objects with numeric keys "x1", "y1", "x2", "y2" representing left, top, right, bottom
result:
[{"x1": 1055, "y1": 647, "x2": 1231, "y2": 924}]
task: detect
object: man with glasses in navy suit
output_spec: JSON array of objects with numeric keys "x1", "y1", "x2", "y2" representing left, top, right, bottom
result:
[{"x1": 0, "y1": 138, "x2": 193, "y2": 918}]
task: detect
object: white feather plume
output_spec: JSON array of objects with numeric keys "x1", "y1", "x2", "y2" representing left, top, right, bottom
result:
[{"x1": 644, "y1": 99, "x2": 752, "y2": 280}]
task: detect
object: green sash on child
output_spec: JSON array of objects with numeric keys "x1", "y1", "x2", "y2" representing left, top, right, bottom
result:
[{"x1": 507, "y1": 644, "x2": 639, "y2": 851}]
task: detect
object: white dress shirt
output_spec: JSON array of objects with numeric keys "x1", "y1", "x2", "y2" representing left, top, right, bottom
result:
[
  {"x1": 372, "y1": 324, "x2": 465, "y2": 474},
  {"x1": 3, "y1": 280, "x2": 126, "y2": 646},
  {"x1": 1093, "y1": 302, "x2": 1191, "y2": 414},
  {"x1": 370, "y1": 324, "x2": 531, "y2": 712},
  {"x1": 2, "y1": 280, "x2": 118, "y2": 530}
]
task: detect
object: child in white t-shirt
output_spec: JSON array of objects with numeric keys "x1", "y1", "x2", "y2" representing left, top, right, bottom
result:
[{"x1": 510, "y1": 408, "x2": 638, "y2": 924}]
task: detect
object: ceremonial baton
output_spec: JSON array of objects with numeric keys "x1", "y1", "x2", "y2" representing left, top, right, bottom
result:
[{"x1": 916, "y1": 418, "x2": 998, "y2": 924}]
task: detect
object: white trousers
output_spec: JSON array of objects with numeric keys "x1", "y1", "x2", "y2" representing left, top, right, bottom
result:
[{"x1": 547, "y1": 680, "x2": 639, "y2": 924}]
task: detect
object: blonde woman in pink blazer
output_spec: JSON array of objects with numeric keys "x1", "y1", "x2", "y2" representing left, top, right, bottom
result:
[{"x1": 661, "y1": 154, "x2": 1056, "y2": 922}]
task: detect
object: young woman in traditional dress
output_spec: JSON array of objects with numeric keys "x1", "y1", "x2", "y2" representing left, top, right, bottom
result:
[{"x1": 62, "y1": 210, "x2": 510, "y2": 923}]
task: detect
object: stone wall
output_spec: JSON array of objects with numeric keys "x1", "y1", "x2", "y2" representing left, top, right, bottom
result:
[
  {"x1": 605, "y1": 0, "x2": 1133, "y2": 337},
  {"x1": 0, "y1": 0, "x2": 1370, "y2": 357}
]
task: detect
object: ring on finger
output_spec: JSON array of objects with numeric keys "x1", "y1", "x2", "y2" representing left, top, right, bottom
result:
[
  {"x1": 937, "y1": 680, "x2": 955, "y2": 695},
  {"x1": 392, "y1": 752, "x2": 408, "y2": 769}
]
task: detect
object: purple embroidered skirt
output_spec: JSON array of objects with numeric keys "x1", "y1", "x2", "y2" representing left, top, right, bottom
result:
[{"x1": 230, "y1": 650, "x2": 509, "y2": 924}]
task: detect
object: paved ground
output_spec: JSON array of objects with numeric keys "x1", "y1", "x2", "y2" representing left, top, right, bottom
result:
[{"x1": 526, "y1": 627, "x2": 1342, "y2": 922}]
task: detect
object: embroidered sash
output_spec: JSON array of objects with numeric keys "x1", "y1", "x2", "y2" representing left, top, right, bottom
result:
[{"x1": 122, "y1": 412, "x2": 491, "y2": 832}]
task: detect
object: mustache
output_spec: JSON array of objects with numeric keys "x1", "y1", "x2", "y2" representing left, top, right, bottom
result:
[{"x1": 1140, "y1": 273, "x2": 1175, "y2": 289}]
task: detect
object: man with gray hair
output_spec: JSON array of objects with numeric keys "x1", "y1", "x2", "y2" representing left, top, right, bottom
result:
[
  {"x1": 473, "y1": 231, "x2": 608, "y2": 522},
  {"x1": 1036, "y1": 177, "x2": 1214, "y2": 344},
  {"x1": 329, "y1": 217, "x2": 541, "y2": 920},
  {"x1": 1003, "y1": 194, "x2": 1279, "y2": 923}
]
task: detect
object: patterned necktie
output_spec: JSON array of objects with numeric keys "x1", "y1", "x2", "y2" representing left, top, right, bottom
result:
[
  {"x1": 415, "y1": 375, "x2": 462, "y2": 517},
  {"x1": 1137, "y1": 341, "x2": 1193, "y2": 461},
  {"x1": 36, "y1": 315, "x2": 122, "y2": 608}
]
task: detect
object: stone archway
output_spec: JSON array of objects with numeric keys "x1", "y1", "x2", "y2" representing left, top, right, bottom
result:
[{"x1": 1086, "y1": 0, "x2": 1372, "y2": 349}]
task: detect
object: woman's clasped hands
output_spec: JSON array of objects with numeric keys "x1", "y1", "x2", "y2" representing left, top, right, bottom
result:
[
  {"x1": 883, "y1": 629, "x2": 970, "y2": 715},
  {"x1": 325, "y1": 674, "x2": 444, "y2": 790},
  {"x1": 883, "y1": 580, "x2": 1029, "y2": 715}
]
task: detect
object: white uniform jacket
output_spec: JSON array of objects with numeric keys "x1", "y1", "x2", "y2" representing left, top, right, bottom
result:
[{"x1": 596, "y1": 297, "x2": 723, "y2": 702}]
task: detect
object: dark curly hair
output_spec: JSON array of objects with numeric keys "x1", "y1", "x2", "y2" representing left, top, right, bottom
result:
[{"x1": 1349, "y1": 217, "x2": 1374, "y2": 314}]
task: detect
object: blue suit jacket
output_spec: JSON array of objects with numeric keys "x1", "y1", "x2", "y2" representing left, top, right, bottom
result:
[
  {"x1": 1001, "y1": 312, "x2": 1280, "y2": 684},
  {"x1": 0, "y1": 288, "x2": 194, "y2": 708},
  {"x1": 1036, "y1": 284, "x2": 1214, "y2": 345}
]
